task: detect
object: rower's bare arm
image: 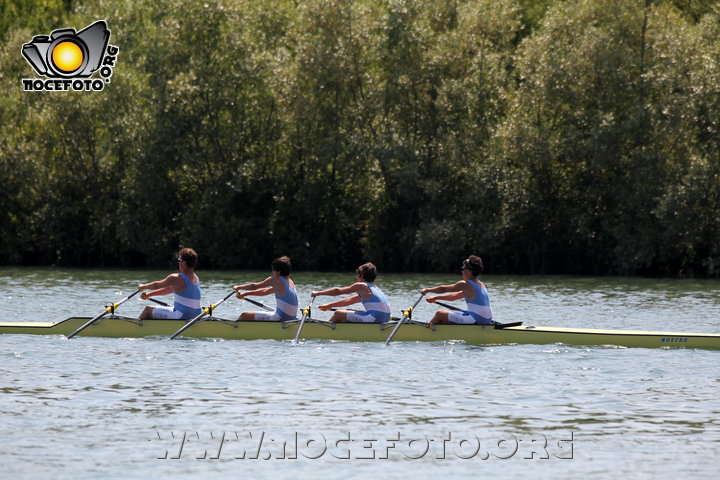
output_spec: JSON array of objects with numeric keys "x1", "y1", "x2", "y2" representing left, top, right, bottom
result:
[
  {"x1": 140, "y1": 274, "x2": 180, "y2": 293},
  {"x1": 234, "y1": 276, "x2": 273, "y2": 292},
  {"x1": 238, "y1": 287, "x2": 274, "y2": 298},
  {"x1": 428, "y1": 292, "x2": 464, "y2": 302},
  {"x1": 141, "y1": 286, "x2": 174, "y2": 299},
  {"x1": 323, "y1": 295, "x2": 362, "y2": 309},
  {"x1": 312, "y1": 284, "x2": 357, "y2": 297},
  {"x1": 421, "y1": 281, "x2": 465, "y2": 295}
]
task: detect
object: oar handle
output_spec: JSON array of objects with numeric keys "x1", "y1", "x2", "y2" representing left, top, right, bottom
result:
[
  {"x1": 67, "y1": 289, "x2": 141, "y2": 339},
  {"x1": 384, "y1": 293, "x2": 425, "y2": 346}
]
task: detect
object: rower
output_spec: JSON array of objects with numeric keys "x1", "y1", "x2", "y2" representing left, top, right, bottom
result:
[
  {"x1": 421, "y1": 255, "x2": 493, "y2": 326},
  {"x1": 138, "y1": 248, "x2": 202, "y2": 319},
  {"x1": 233, "y1": 256, "x2": 298, "y2": 321},
  {"x1": 312, "y1": 263, "x2": 391, "y2": 323}
]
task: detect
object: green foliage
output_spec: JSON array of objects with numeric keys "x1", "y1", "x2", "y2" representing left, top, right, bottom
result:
[
  {"x1": 0, "y1": 0, "x2": 718, "y2": 276},
  {"x1": 0, "y1": 0, "x2": 70, "y2": 42},
  {"x1": 490, "y1": 0, "x2": 720, "y2": 275}
]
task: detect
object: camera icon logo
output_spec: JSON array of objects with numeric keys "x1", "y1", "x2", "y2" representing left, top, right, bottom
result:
[{"x1": 22, "y1": 20, "x2": 110, "y2": 78}]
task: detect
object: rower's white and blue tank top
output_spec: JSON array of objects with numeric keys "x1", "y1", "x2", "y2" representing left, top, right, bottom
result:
[
  {"x1": 274, "y1": 276, "x2": 298, "y2": 320},
  {"x1": 174, "y1": 273, "x2": 202, "y2": 319},
  {"x1": 465, "y1": 280, "x2": 493, "y2": 324},
  {"x1": 360, "y1": 282, "x2": 391, "y2": 323}
]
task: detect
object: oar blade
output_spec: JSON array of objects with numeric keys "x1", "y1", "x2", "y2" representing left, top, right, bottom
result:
[{"x1": 493, "y1": 321, "x2": 523, "y2": 329}]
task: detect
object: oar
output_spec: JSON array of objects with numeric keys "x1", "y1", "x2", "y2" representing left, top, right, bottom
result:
[
  {"x1": 318, "y1": 305, "x2": 357, "y2": 312},
  {"x1": 292, "y1": 297, "x2": 315, "y2": 344},
  {"x1": 148, "y1": 297, "x2": 170, "y2": 307},
  {"x1": 67, "y1": 289, "x2": 141, "y2": 339},
  {"x1": 434, "y1": 300, "x2": 519, "y2": 328},
  {"x1": 433, "y1": 300, "x2": 461, "y2": 311},
  {"x1": 318, "y1": 305, "x2": 367, "y2": 314},
  {"x1": 494, "y1": 321, "x2": 523, "y2": 329},
  {"x1": 318, "y1": 305, "x2": 401, "y2": 321},
  {"x1": 384, "y1": 293, "x2": 425, "y2": 346},
  {"x1": 169, "y1": 290, "x2": 235, "y2": 340},
  {"x1": 241, "y1": 296, "x2": 274, "y2": 312}
]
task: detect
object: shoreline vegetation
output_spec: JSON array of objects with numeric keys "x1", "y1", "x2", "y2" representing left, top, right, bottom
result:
[{"x1": 1, "y1": 0, "x2": 718, "y2": 277}]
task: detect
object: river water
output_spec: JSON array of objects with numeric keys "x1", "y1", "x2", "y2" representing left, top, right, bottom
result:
[{"x1": 1, "y1": 268, "x2": 719, "y2": 479}]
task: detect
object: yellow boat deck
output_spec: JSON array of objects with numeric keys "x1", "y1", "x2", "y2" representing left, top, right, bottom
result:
[{"x1": 1, "y1": 316, "x2": 719, "y2": 349}]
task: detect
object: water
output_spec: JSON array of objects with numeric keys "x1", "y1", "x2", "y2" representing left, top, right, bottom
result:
[{"x1": 1, "y1": 268, "x2": 719, "y2": 478}]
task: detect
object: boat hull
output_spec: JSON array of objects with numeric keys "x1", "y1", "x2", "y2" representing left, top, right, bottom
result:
[{"x1": 1, "y1": 317, "x2": 719, "y2": 349}]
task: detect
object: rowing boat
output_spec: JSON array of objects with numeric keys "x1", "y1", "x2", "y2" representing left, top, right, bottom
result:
[{"x1": 1, "y1": 317, "x2": 719, "y2": 349}]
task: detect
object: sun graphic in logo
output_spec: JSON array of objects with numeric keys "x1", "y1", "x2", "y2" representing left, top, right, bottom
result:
[{"x1": 51, "y1": 41, "x2": 84, "y2": 73}]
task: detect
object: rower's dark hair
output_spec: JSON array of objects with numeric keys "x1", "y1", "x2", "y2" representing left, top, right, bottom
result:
[
  {"x1": 464, "y1": 255, "x2": 483, "y2": 277},
  {"x1": 356, "y1": 263, "x2": 377, "y2": 283},
  {"x1": 272, "y1": 256, "x2": 291, "y2": 276},
  {"x1": 179, "y1": 248, "x2": 198, "y2": 269}
]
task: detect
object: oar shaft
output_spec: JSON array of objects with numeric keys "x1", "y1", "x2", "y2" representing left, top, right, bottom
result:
[
  {"x1": 67, "y1": 289, "x2": 141, "y2": 339},
  {"x1": 293, "y1": 297, "x2": 315, "y2": 344},
  {"x1": 384, "y1": 317, "x2": 407, "y2": 347},
  {"x1": 318, "y1": 305, "x2": 400, "y2": 321},
  {"x1": 169, "y1": 290, "x2": 236, "y2": 340},
  {"x1": 148, "y1": 297, "x2": 170, "y2": 307},
  {"x1": 384, "y1": 293, "x2": 425, "y2": 346},
  {"x1": 169, "y1": 312, "x2": 208, "y2": 340},
  {"x1": 243, "y1": 296, "x2": 274, "y2": 312},
  {"x1": 433, "y1": 300, "x2": 461, "y2": 311},
  {"x1": 67, "y1": 311, "x2": 108, "y2": 339}
]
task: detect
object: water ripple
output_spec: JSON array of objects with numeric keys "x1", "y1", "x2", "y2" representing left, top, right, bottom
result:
[{"x1": 1, "y1": 269, "x2": 719, "y2": 479}]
